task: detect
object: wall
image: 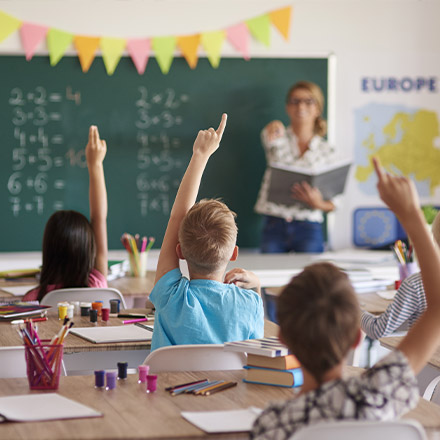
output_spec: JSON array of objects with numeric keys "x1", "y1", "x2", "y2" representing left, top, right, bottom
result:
[{"x1": 1, "y1": 0, "x2": 439, "y2": 249}]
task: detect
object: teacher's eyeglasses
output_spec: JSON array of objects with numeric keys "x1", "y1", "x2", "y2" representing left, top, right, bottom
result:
[{"x1": 287, "y1": 98, "x2": 316, "y2": 106}]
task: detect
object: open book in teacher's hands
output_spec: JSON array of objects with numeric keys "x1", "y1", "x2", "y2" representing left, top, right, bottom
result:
[{"x1": 267, "y1": 158, "x2": 352, "y2": 207}]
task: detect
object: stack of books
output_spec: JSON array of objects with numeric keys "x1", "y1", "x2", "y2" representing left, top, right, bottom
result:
[{"x1": 224, "y1": 337, "x2": 303, "y2": 388}]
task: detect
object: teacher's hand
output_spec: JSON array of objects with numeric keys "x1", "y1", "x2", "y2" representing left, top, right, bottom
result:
[
  {"x1": 265, "y1": 120, "x2": 286, "y2": 142},
  {"x1": 291, "y1": 182, "x2": 335, "y2": 212}
]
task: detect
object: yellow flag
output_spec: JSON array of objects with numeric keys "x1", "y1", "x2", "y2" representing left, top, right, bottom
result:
[
  {"x1": 74, "y1": 36, "x2": 100, "y2": 72},
  {"x1": 0, "y1": 10, "x2": 21, "y2": 43},
  {"x1": 152, "y1": 36, "x2": 176, "y2": 74},
  {"x1": 47, "y1": 28, "x2": 74, "y2": 66},
  {"x1": 246, "y1": 14, "x2": 271, "y2": 47},
  {"x1": 201, "y1": 31, "x2": 225, "y2": 69},
  {"x1": 269, "y1": 6, "x2": 292, "y2": 40},
  {"x1": 101, "y1": 37, "x2": 126, "y2": 75},
  {"x1": 177, "y1": 34, "x2": 200, "y2": 69}
]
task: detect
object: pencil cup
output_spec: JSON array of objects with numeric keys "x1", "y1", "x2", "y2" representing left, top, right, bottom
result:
[
  {"x1": 24, "y1": 341, "x2": 63, "y2": 390},
  {"x1": 398, "y1": 262, "x2": 418, "y2": 281},
  {"x1": 128, "y1": 251, "x2": 148, "y2": 278}
]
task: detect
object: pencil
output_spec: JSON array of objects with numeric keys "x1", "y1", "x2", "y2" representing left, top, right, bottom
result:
[{"x1": 203, "y1": 381, "x2": 237, "y2": 396}]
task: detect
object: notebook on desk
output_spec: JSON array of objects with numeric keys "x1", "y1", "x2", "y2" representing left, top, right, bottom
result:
[{"x1": 70, "y1": 324, "x2": 153, "y2": 344}]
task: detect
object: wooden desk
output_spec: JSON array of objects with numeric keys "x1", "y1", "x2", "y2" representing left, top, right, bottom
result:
[
  {"x1": 380, "y1": 336, "x2": 440, "y2": 371},
  {"x1": 266, "y1": 286, "x2": 392, "y2": 316},
  {"x1": 0, "y1": 368, "x2": 439, "y2": 440}
]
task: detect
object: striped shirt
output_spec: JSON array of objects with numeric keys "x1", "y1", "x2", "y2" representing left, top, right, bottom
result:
[{"x1": 361, "y1": 272, "x2": 425, "y2": 339}]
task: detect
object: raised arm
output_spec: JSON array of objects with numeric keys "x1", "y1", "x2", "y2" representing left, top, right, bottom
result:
[
  {"x1": 373, "y1": 157, "x2": 440, "y2": 374},
  {"x1": 86, "y1": 125, "x2": 108, "y2": 277},
  {"x1": 154, "y1": 114, "x2": 228, "y2": 283}
]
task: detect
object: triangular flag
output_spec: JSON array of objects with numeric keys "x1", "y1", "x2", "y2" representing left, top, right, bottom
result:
[
  {"x1": 269, "y1": 6, "x2": 292, "y2": 40},
  {"x1": 74, "y1": 36, "x2": 100, "y2": 72},
  {"x1": 127, "y1": 38, "x2": 151, "y2": 75},
  {"x1": 0, "y1": 11, "x2": 21, "y2": 43},
  {"x1": 177, "y1": 34, "x2": 200, "y2": 69},
  {"x1": 152, "y1": 36, "x2": 176, "y2": 74},
  {"x1": 47, "y1": 28, "x2": 73, "y2": 66},
  {"x1": 20, "y1": 23, "x2": 48, "y2": 61},
  {"x1": 246, "y1": 14, "x2": 271, "y2": 47},
  {"x1": 226, "y1": 23, "x2": 250, "y2": 60},
  {"x1": 200, "y1": 30, "x2": 225, "y2": 69},
  {"x1": 100, "y1": 37, "x2": 126, "y2": 75}
]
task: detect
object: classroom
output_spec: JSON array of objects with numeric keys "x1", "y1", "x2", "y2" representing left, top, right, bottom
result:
[{"x1": 1, "y1": 0, "x2": 440, "y2": 438}]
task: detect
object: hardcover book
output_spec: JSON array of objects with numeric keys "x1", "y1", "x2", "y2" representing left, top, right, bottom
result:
[
  {"x1": 224, "y1": 337, "x2": 290, "y2": 358},
  {"x1": 243, "y1": 365, "x2": 303, "y2": 388},
  {"x1": 247, "y1": 353, "x2": 300, "y2": 370},
  {"x1": 267, "y1": 159, "x2": 351, "y2": 207}
]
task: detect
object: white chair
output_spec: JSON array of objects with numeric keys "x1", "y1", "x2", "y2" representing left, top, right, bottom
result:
[
  {"x1": 0, "y1": 346, "x2": 27, "y2": 378},
  {"x1": 290, "y1": 420, "x2": 426, "y2": 440},
  {"x1": 423, "y1": 375, "x2": 440, "y2": 405},
  {"x1": 40, "y1": 287, "x2": 127, "y2": 309},
  {"x1": 143, "y1": 344, "x2": 247, "y2": 373}
]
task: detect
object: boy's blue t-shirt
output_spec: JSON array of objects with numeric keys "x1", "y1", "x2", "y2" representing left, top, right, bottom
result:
[{"x1": 149, "y1": 268, "x2": 264, "y2": 351}]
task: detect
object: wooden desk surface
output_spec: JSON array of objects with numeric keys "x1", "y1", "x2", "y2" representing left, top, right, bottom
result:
[
  {"x1": 0, "y1": 311, "x2": 278, "y2": 354},
  {"x1": 265, "y1": 286, "x2": 392, "y2": 316},
  {"x1": 0, "y1": 368, "x2": 439, "y2": 440},
  {"x1": 380, "y1": 336, "x2": 440, "y2": 371}
]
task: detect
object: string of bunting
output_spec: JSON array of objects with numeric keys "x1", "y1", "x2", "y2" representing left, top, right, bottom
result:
[{"x1": 0, "y1": 6, "x2": 292, "y2": 75}]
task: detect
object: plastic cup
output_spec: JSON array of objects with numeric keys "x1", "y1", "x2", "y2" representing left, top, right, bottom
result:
[
  {"x1": 24, "y1": 341, "x2": 63, "y2": 390},
  {"x1": 398, "y1": 262, "x2": 418, "y2": 281}
]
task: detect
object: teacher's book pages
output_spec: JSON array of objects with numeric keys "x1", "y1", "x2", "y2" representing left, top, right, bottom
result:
[
  {"x1": 0, "y1": 303, "x2": 51, "y2": 320},
  {"x1": 70, "y1": 324, "x2": 153, "y2": 343},
  {"x1": 267, "y1": 159, "x2": 351, "y2": 207},
  {"x1": 181, "y1": 407, "x2": 262, "y2": 433},
  {"x1": 224, "y1": 337, "x2": 289, "y2": 357},
  {"x1": 0, "y1": 394, "x2": 102, "y2": 422}
]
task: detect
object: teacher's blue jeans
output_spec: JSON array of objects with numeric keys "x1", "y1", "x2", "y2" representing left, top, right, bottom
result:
[{"x1": 261, "y1": 216, "x2": 324, "y2": 254}]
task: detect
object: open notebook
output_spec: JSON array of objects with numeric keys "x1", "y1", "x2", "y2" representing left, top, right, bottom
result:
[
  {"x1": 70, "y1": 323, "x2": 153, "y2": 344},
  {"x1": 0, "y1": 394, "x2": 101, "y2": 422}
]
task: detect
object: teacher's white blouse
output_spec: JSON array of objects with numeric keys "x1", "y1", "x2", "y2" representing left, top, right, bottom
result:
[{"x1": 254, "y1": 126, "x2": 338, "y2": 223}]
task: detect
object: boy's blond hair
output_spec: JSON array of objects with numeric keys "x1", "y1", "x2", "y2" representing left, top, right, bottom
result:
[
  {"x1": 178, "y1": 199, "x2": 238, "y2": 275},
  {"x1": 277, "y1": 262, "x2": 360, "y2": 384}
]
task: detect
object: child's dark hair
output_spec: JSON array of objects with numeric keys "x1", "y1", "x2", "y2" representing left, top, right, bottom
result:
[
  {"x1": 277, "y1": 262, "x2": 360, "y2": 384},
  {"x1": 38, "y1": 210, "x2": 96, "y2": 301}
]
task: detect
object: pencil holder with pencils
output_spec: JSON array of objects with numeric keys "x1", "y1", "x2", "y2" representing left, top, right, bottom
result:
[
  {"x1": 24, "y1": 340, "x2": 63, "y2": 390},
  {"x1": 121, "y1": 233, "x2": 155, "y2": 278},
  {"x1": 392, "y1": 240, "x2": 418, "y2": 281}
]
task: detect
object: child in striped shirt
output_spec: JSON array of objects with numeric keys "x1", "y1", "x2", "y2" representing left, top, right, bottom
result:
[{"x1": 361, "y1": 211, "x2": 440, "y2": 339}]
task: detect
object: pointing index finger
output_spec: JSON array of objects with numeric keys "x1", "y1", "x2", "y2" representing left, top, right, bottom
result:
[
  {"x1": 372, "y1": 156, "x2": 385, "y2": 182},
  {"x1": 216, "y1": 113, "x2": 228, "y2": 139}
]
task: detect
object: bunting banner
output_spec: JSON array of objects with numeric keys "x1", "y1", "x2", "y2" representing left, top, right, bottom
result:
[{"x1": 0, "y1": 5, "x2": 292, "y2": 75}]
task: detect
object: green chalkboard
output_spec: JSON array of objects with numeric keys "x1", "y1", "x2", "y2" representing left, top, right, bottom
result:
[{"x1": 0, "y1": 55, "x2": 328, "y2": 252}]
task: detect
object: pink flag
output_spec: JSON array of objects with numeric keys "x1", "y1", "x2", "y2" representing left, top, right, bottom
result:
[
  {"x1": 127, "y1": 38, "x2": 151, "y2": 75},
  {"x1": 226, "y1": 23, "x2": 250, "y2": 60},
  {"x1": 20, "y1": 22, "x2": 49, "y2": 61}
]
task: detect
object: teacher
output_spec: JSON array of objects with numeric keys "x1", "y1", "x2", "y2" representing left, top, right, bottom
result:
[{"x1": 255, "y1": 81, "x2": 337, "y2": 253}]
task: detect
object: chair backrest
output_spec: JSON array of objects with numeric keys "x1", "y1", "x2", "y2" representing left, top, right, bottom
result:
[
  {"x1": 290, "y1": 420, "x2": 427, "y2": 440},
  {"x1": 40, "y1": 287, "x2": 127, "y2": 309},
  {"x1": 143, "y1": 344, "x2": 247, "y2": 373},
  {"x1": 423, "y1": 374, "x2": 440, "y2": 405},
  {"x1": 0, "y1": 346, "x2": 27, "y2": 378}
]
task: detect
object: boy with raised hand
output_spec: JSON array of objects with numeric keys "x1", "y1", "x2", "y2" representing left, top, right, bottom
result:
[
  {"x1": 149, "y1": 114, "x2": 264, "y2": 351},
  {"x1": 252, "y1": 157, "x2": 440, "y2": 439}
]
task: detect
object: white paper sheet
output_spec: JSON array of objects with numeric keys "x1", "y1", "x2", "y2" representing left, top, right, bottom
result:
[
  {"x1": 70, "y1": 324, "x2": 153, "y2": 343},
  {"x1": 181, "y1": 407, "x2": 262, "y2": 433},
  {"x1": 0, "y1": 393, "x2": 101, "y2": 422}
]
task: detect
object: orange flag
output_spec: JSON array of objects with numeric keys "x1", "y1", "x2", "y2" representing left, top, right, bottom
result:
[
  {"x1": 177, "y1": 34, "x2": 200, "y2": 69},
  {"x1": 269, "y1": 6, "x2": 292, "y2": 40},
  {"x1": 74, "y1": 36, "x2": 100, "y2": 72}
]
